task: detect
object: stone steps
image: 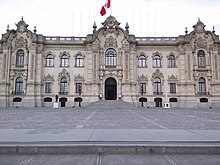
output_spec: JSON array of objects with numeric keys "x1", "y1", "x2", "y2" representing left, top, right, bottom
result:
[{"x1": 87, "y1": 100, "x2": 135, "y2": 109}]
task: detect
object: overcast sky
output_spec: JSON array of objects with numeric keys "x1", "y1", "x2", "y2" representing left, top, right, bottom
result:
[{"x1": 1, "y1": 0, "x2": 220, "y2": 37}]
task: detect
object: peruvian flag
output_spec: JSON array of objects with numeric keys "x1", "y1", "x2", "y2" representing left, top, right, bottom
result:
[{"x1": 100, "y1": 0, "x2": 111, "y2": 16}]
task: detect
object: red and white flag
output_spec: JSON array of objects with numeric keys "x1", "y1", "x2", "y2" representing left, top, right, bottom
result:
[{"x1": 100, "y1": 0, "x2": 111, "y2": 16}]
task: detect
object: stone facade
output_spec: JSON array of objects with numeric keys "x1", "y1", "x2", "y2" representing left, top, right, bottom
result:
[{"x1": 0, "y1": 16, "x2": 220, "y2": 108}]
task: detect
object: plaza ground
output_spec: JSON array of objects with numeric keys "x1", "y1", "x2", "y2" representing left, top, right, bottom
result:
[{"x1": 0, "y1": 101, "x2": 220, "y2": 164}]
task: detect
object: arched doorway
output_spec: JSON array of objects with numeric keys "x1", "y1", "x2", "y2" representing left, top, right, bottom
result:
[
  {"x1": 105, "y1": 77, "x2": 117, "y2": 100},
  {"x1": 154, "y1": 98, "x2": 162, "y2": 107}
]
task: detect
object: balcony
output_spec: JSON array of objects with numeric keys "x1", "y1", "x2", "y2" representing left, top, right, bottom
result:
[
  {"x1": 12, "y1": 91, "x2": 24, "y2": 95},
  {"x1": 59, "y1": 92, "x2": 68, "y2": 95},
  {"x1": 197, "y1": 92, "x2": 209, "y2": 96},
  {"x1": 153, "y1": 92, "x2": 163, "y2": 95}
]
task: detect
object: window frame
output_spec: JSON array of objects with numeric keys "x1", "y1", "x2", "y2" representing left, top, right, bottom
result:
[
  {"x1": 75, "y1": 54, "x2": 84, "y2": 67},
  {"x1": 153, "y1": 55, "x2": 161, "y2": 68},
  {"x1": 138, "y1": 55, "x2": 146, "y2": 68},
  {"x1": 198, "y1": 77, "x2": 206, "y2": 95},
  {"x1": 170, "y1": 83, "x2": 176, "y2": 93},
  {"x1": 16, "y1": 49, "x2": 24, "y2": 67},
  {"x1": 15, "y1": 77, "x2": 23, "y2": 94},
  {"x1": 168, "y1": 55, "x2": 176, "y2": 68},
  {"x1": 46, "y1": 54, "x2": 54, "y2": 67},
  {"x1": 154, "y1": 77, "x2": 161, "y2": 94},
  {"x1": 76, "y1": 83, "x2": 82, "y2": 93},
  {"x1": 105, "y1": 48, "x2": 117, "y2": 68},
  {"x1": 45, "y1": 82, "x2": 53, "y2": 93},
  {"x1": 197, "y1": 50, "x2": 206, "y2": 68},
  {"x1": 60, "y1": 77, "x2": 68, "y2": 94},
  {"x1": 140, "y1": 83, "x2": 146, "y2": 93},
  {"x1": 60, "y1": 54, "x2": 69, "y2": 67}
]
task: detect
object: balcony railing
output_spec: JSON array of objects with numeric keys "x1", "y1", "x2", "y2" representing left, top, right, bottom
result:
[
  {"x1": 59, "y1": 92, "x2": 68, "y2": 95},
  {"x1": 197, "y1": 92, "x2": 209, "y2": 95},
  {"x1": 12, "y1": 91, "x2": 24, "y2": 95},
  {"x1": 153, "y1": 92, "x2": 163, "y2": 95}
]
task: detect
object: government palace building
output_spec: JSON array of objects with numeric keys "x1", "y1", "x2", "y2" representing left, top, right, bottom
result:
[{"x1": 0, "y1": 16, "x2": 220, "y2": 108}]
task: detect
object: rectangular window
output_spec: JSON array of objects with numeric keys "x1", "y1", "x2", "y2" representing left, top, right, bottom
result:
[
  {"x1": 61, "y1": 59, "x2": 68, "y2": 67},
  {"x1": 45, "y1": 82, "x2": 52, "y2": 93},
  {"x1": 46, "y1": 59, "x2": 54, "y2": 67},
  {"x1": 76, "y1": 83, "x2": 82, "y2": 93},
  {"x1": 170, "y1": 83, "x2": 176, "y2": 93},
  {"x1": 140, "y1": 83, "x2": 146, "y2": 94}
]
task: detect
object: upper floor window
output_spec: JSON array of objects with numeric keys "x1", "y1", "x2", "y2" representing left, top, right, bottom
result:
[
  {"x1": 45, "y1": 82, "x2": 52, "y2": 93},
  {"x1": 170, "y1": 83, "x2": 176, "y2": 93},
  {"x1": 153, "y1": 55, "x2": 161, "y2": 67},
  {"x1": 75, "y1": 54, "x2": 83, "y2": 67},
  {"x1": 60, "y1": 54, "x2": 69, "y2": 67},
  {"x1": 138, "y1": 55, "x2": 146, "y2": 67},
  {"x1": 60, "y1": 77, "x2": 68, "y2": 94},
  {"x1": 15, "y1": 77, "x2": 23, "y2": 94},
  {"x1": 16, "y1": 49, "x2": 24, "y2": 67},
  {"x1": 168, "y1": 55, "x2": 176, "y2": 68},
  {"x1": 198, "y1": 50, "x2": 205, "y2": 67},
  {"x1": 198, "y1": 77, "x2": 206, "y2": 95},
  {"x1": 76, "y1": 83, "x2": 82, "y2": 93},
  {"x1": 154, "y1": 77, "x2": 162, "y2": 94},
  {"x1": 140, "y1": 83, "x2": 146, "y2": 94},
  {"x1": 46, "y1": 54, "x2": 54, "y2": 67},
  {"x1": 105, "y1": 48, "x2": 116, "y2": 67}
]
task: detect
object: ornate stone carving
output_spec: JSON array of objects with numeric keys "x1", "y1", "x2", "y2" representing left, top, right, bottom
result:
[
  {"x1": 44, "y1": 74, "x2": 55, "y2": 82},
  {"x1": 105, "y1": 36, "x2": 117, "y2": 47},
  {"x1": 58, "y1": 69, "x2": 70, "y2": 81},
  {"x1": 14, "y1": 37, "x2": 28, "y2": 49},
  {"x1": 151, "y1": 69, "x2": 164, "y2": 85}
]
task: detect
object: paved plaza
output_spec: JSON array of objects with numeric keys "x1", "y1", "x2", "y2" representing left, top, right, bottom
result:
[
  {"x1": 0, "y1": 101, "x2": 220, "y2": 130},
  {"x1": 0, "y1": 101, "x2": 220, "y2": 164}
]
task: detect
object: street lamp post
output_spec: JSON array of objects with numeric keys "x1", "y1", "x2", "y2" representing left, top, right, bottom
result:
[
  {"x1": 140, "y1": 85, "x2": 144, "y2": 107},
  {"x1": 78, "y1": 86, "x2": 81, "y2": 107}
]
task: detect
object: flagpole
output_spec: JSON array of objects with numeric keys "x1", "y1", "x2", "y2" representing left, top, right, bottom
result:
[{"x1": 110, "y1": 0, "x2": 112, "y2": 15}]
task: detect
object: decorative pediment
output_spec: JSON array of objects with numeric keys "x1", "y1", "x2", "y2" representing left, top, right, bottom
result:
[
  {"x1": 45, "y1": 51, "x2": 55, "y2": 58},
  {"x1": 168, "y1": 74, "x2": 178, "y2": 82},
  {"x1": 151, "y1": 69, "x2": 164, "y2": 85},
  {"x1": 44, "y1": 74, "x2": 55, "y2": 82},
  {"x1": 138, "y1": 74, "x2": 148, "y2": 84},
  {"x1": 74, "y1": 74, "x2": 84, "y2": 81},
  {"x1": 59, "y1": 51, "x2": 70, "y2": 57},
  {"x1": 58, "y1": 69, "x2": 70, "y2": 80}
]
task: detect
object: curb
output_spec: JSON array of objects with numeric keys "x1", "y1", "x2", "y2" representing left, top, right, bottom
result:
[{"x1": 1, "y1": 142, "x2": 220, "y2": 154}]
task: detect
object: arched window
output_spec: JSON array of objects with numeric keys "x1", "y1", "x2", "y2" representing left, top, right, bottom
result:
[
  {"x1": 138, "y1": 55, "x2": 146, "y2": 67},
  {"x1": 15, "y1": 77, "x2": 23, "y2": 94},
  {"x1": 154, "y1": 77, "x2": 161, "y2": 94},
  {"x1": 16, "y1": 49, "x2": 24, "y2": 67},
  {"x1": 46, "y1": 54, "x2": 54, "y2": 67},
  {"x1": 198, "y1": 50, "x2": 205, "y2": 67},
  {"x1": 168, "y1": 55, "x2": 176, "y2": 68},
  {"x1": 60, "y1": 77, "x2": 68, "y2": 94},
  {"x1": 153, "y1": 55, "x2": 161, "y2": 67},
  {"x1": 60, "y1": 54, "x2": 69, "y2": 67},
  {"x1": 75, "y1": 54, "x2": 83, "y2": 67},
  {"x1": 169, "y1": 98, "x2": 178, "y2": 102},
  {"x1": 199, "y1": 77, "x2": 206, "y2": 95},
  {"x1": 105, "y1": 48, "x2": 117, "y2": 67}
]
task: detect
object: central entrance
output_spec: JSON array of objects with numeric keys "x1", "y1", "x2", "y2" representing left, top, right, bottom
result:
[{"x1": 105, "y1": 77, "x2": 117, "y2": 100}]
